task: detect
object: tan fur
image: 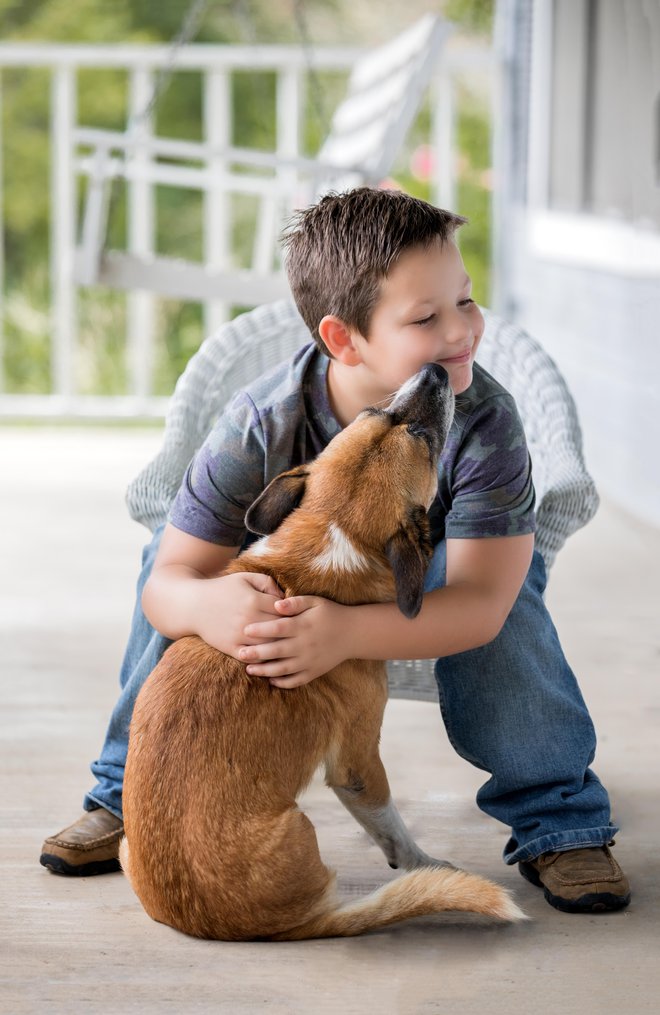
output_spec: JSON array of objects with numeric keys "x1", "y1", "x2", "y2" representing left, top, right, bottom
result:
[{"x1": 121, "y1": 397, "x2": 527, "y2": 939}]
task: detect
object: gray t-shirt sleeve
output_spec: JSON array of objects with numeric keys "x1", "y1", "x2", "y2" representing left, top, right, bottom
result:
[
  {"x1": 168, "y1": 351, "x2": 534, "y2": 547},
  {"x1": 168, "y1": 390, "x2": 266, "y2": 546},
  {"x1": 444, "y1": 392, "x2": 536, "y2": 539}
]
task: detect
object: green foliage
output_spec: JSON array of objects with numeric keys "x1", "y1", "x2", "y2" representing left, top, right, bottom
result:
[
  {"x1": 2, "y1": 264, "x2": 51, "y2": 394},
  {"x1": 443, "y1": 0, "x2": 494, "y2": 35},
  {"x1": 442, "y1": 0, "x2": 495, "y2": 301},
  {"x1": 76, "y1": 290, "x2": 128, "y2": 396},
  {"x1": 453, "y1": 84, "x2": 492, "y2": 306},
  {"x1": 152, "y1": 299, "x2": 203, "y2": 396}
]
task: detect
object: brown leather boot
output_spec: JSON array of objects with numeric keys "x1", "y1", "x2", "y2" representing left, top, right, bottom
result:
[
  {"x1": 40, "y1": 808, "x2": 124, "y2": 876},
  {"x1": 519, "y1": 844, "x2": 631, "y2": 913}
]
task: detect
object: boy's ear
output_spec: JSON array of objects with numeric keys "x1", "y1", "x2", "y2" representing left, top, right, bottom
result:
[
  {"x1": 384, "y1": 507, "x2": 433, "y2": 619},
  {"x1": 318, "y1": 315, "x2": 362, "y2": 365},
  {"x1": 244, "y1": 466, "x2": 308, "y2": 535}
]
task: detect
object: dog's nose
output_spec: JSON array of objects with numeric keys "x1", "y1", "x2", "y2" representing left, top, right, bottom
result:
[
  {"x1": 389, "y1": 363, "x2": 450, "y2": 417},
  {"x1": 418, "y1": 362, "x2": 450, "y2": 389},
  {"x1": 387, "y1": 363, "x2": 454, "y2": 455}
]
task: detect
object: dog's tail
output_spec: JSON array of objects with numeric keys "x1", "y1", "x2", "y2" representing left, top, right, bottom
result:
[{"x1": 272, "y1": 866, "x2": 526, "y2": 940}]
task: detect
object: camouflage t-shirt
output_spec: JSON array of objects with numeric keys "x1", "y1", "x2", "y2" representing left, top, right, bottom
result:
[{"x1": 169, "y1": 342, "x2": 536, "y2": 547}]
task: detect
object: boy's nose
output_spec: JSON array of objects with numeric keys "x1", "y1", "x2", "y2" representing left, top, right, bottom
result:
[
  {"x1": 445, "y1": 311, "x2": 473, "y2": 345},
  {"x1": 446, "y1": 306, "x2": 473, "y2": 334}
]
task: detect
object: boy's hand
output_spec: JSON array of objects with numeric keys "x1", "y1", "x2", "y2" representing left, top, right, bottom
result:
[
  {"x1": 238, "y1": 595, "x2": 351, "y2": 688},
  {"x1": 194, "y1": 571, "x2": 284, "y2": 659}
]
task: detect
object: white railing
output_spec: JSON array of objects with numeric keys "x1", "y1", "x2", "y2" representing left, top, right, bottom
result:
[{"x1": 0, "y1": 41, "x2": 494, "y2": 419}]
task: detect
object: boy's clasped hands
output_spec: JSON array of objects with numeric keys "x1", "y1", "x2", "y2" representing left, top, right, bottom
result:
[{"x1": 194, "y1": 571, "x2": 350, "y2": 689}]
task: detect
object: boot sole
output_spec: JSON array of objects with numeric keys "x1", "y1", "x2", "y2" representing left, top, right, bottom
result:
[
  {"x1": 519, "y1": 861, "x2": 631, "y2": 913},
  {"x1": 40, "y1": 852, "x2": 121, "y2": 877}
]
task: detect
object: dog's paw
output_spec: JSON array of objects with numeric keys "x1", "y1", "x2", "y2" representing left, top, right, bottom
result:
[{"x1": 408, "y1": 851, "x2": 457, "y2": 872}]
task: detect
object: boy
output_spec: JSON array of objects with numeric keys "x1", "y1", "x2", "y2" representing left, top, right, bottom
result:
[{"x1": 41, "y1": 188, "x2": 630, "y2": 913}]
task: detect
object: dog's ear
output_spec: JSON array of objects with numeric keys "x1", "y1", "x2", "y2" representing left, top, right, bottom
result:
[
  {"x1": 244, "y1": 466, "x2": 308, "y2": 535},
  {"x1": 384, "y1": 507, "x2": 433, "y2": 619}
]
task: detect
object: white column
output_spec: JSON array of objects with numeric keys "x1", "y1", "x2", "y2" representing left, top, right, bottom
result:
[
  {"x1": 527, "y1": 0, "x2": 554, "y2": 211},
  {"x1": 491, "y1": 3, "x2": 515, "y2": 316},
  {"x1": 431, "y1": 63, "x2": 455, "y2": 213}
]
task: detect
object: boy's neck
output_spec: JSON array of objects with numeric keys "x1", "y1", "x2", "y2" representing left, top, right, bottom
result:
[{"x1": 326, "y1": 359, "x2": 385, "y2": 429}]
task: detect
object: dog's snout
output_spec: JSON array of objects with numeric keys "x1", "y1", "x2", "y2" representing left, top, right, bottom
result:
[{"x1": 388, "y1": 363, "x2": 453, "y2": 435}]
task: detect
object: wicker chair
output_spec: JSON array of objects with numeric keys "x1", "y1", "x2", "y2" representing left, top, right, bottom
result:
[{"x1": 126, "y1": 299, "x2": 599, "y2": 702}]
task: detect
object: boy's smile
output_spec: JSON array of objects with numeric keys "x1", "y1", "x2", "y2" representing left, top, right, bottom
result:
[{"x1": 325, "y1": 239, "x2": 484, "y2": 426}]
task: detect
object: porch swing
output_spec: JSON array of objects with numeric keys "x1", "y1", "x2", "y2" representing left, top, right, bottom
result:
[{"x1": 71, "y1": 5, "x2": 451, "y2": 305}]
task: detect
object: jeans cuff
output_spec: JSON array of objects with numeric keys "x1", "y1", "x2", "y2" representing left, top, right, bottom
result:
[
  {"x1": 83, "y1": 792, "x2": 123, "y2": 821},
  {"x1": 503, "y1": 825, "x2": 619, "y2": 865}
]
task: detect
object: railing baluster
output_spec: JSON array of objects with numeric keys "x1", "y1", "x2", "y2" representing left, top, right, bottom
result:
[
  {"x1": 251, "y1": 64, "x2": 300, "y2": 277},
  {"x1": 51, "y1": 65, "x2": 77, "y2": 404},
  {"x1": 276, "y1": 65, "x2": 300, "y2": 258},
  {"x1": 0, "y1": 70, "x2": 4, "y2": 395},
  {"x1": 127, "y1": 67, "x2": 156, "y2": 407},
  {"x1": 203, "y1": 68, "x2": 231, "y2": 337}
]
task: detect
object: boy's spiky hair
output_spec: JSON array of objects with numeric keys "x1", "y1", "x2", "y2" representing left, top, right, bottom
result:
[{"x1": 281, "y1": 187, "x2": 467, "y2": 356}]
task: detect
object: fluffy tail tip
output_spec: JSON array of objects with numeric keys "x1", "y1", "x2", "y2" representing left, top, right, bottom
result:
[{"x1": 497, "y1": 890, "x2": 529, "y2": 922}]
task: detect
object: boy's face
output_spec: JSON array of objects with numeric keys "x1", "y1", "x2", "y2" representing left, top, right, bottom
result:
[{"x1": 352, "y1": 239, "x2": 484, "y2": 399}]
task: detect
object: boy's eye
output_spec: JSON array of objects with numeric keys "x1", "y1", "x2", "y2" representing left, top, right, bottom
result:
[
  {"x1": 412, "y1": 314, "x2": 435, "y2": 326},
  {"x1": 458, "y1": 298, "x2": 475, "y2": 307}
]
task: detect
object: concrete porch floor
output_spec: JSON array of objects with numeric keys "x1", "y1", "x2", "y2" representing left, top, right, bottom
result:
[{"x1": 1, "y1": 426, "x2": 659, "y2": 1014}]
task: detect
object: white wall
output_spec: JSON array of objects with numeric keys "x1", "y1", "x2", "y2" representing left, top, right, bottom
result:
[{"x1": 509, "y1": 217, "x2": 660, "y2": 527}]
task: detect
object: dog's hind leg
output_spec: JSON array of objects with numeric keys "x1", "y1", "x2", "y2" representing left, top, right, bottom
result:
[
  {"x1": 325, "y1": 738, "x2": 454, "y2": 872},
  {"x1": 346, "y1": 794, "x2": 456, "y2": 872}
]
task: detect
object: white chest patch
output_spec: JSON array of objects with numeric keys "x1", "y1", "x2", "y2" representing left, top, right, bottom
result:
[
  {"x1": 249, "y1": 535, "x2": 271, "y2": 557},
  {"x1": 312, "y1": 522, "x2": 369, "y2": 574}
]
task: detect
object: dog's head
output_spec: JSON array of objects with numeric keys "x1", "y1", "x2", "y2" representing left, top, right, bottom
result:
[{"x1": 245, "y1": 363, "x2": 454, "y2": 618}]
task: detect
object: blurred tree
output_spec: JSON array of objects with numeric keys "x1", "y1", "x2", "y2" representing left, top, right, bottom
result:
[{"x1": 444, "y1": 0, "x2": 493, "y2": 34}]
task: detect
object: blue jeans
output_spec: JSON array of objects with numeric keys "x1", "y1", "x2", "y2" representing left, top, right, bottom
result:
[
  {"x1": 85, "y1": 526, "x2": 172, "y2": 819},
  {"x1": 86, "y1": 529, "x2": 617, "y2": 865}
]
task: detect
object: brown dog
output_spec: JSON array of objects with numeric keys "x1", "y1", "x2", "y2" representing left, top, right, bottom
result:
[{"x1": 120, "y1": 363, "x2": 526, "y2": 939}]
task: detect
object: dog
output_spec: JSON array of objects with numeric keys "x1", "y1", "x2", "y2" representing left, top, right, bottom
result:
[{"x1": 120, "y1": 362, "x2": 526, "y2": 939}]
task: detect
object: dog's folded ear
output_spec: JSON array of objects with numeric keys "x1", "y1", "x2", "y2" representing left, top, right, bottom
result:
[
  {"x1": 384, "y1": 507, "x2": 433, "y2": 619},
  {"x1": 245, "y1": 466, "x2": 308, "y2": 535}
]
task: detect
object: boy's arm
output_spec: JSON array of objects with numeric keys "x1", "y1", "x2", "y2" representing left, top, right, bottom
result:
[
  {"x1": 142, "y1": 523, "x2": 284, "y2": 657},
  {"x1": 240, "y1": 533, "x2": 535, "y2": 688}
]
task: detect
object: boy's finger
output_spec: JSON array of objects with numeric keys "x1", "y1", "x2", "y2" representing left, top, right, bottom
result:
[
  {"x1": 274, "y1": 596, "x2": 315, "y2": 615},
  {"x1": 244, "y1": 573, "x2": 284, "y2": 598},
  {"x1": 239, "y1": 641, "x2": 288, "y2": 662},
  {"x1": 246, "y1": 659, "x2": 296, "y2": 678},
  {"x1": 243, "y1": 618, "x2": 290, "y2": 639}
]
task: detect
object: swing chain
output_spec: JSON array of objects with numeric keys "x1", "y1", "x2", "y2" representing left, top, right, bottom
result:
[
  {"x1": 292, "y1": 0, "x2": 329, "y2": 136},
  {"x1": 127, "y1": 0, "x2": 211, "y2": 137}
]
